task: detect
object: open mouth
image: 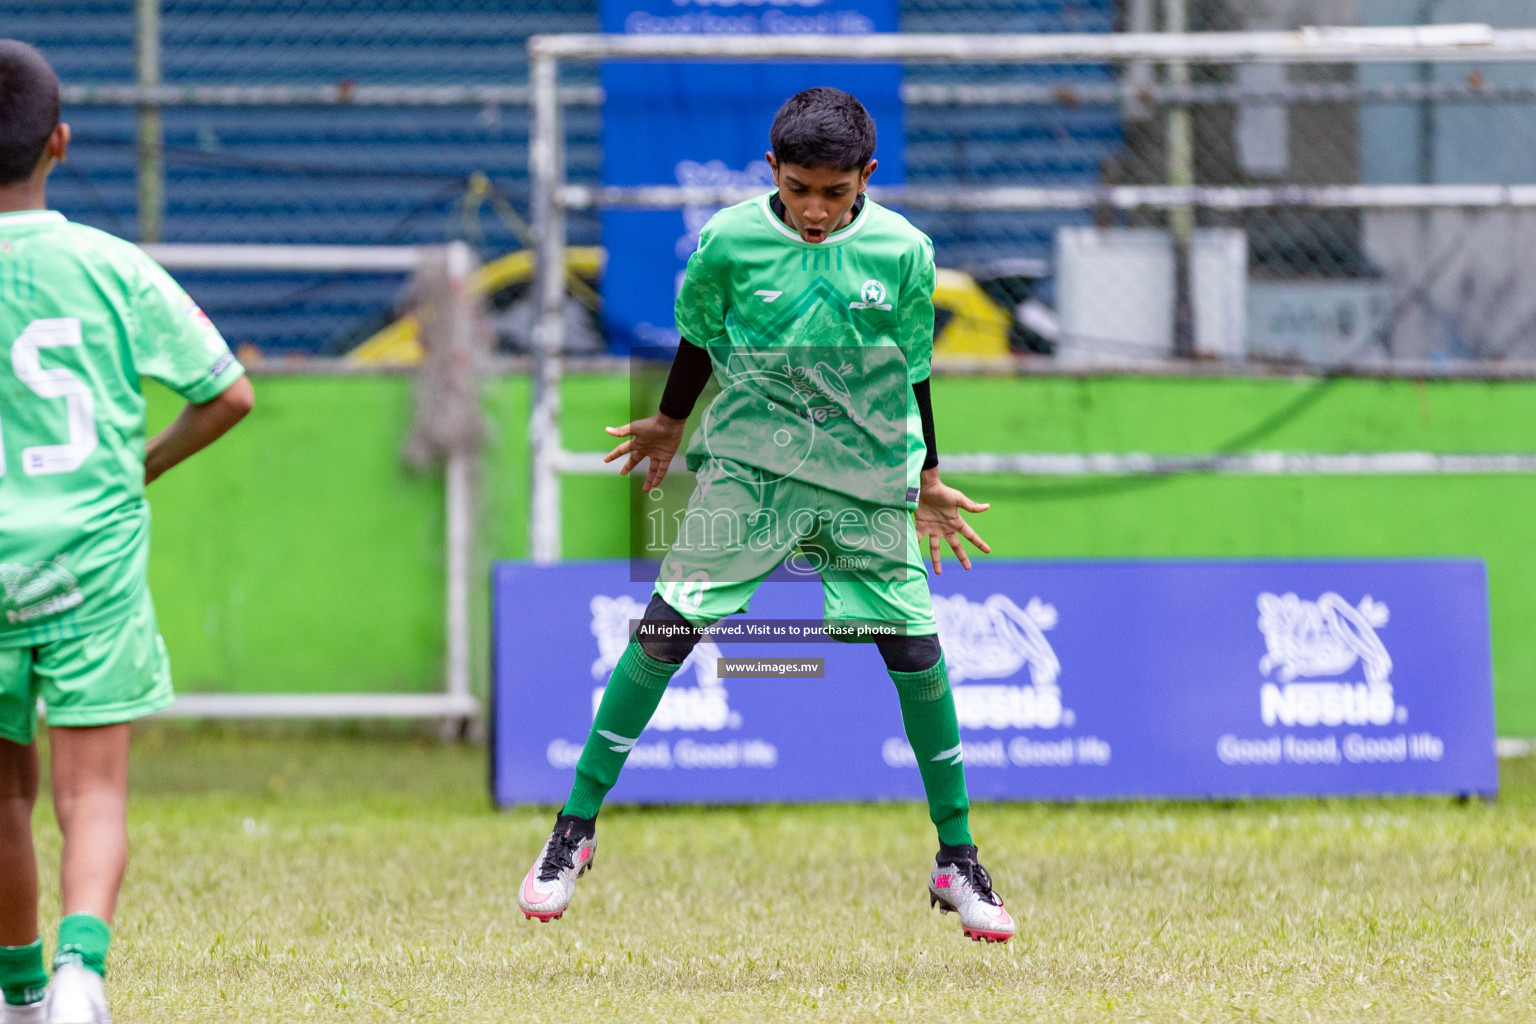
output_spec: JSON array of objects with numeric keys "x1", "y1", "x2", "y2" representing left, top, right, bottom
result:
[{"x1": 802, "y1": 227, "x2": 826, "y2": 242}]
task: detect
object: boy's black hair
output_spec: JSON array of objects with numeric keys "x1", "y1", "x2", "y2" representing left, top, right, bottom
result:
[
  {"x1": 769, "y1": 87, "x2": 876, "y2": 172},
  {"x1": 0, "y1": 40, "x2": 61, "y2": 187}
]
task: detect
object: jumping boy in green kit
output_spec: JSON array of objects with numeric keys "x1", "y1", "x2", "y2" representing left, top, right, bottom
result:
[
  {"x1": 516, "y1": 87, "x2": 1013, "y2": 944},
  {"x1": 0, "y1": 41, "x2": 254, "y2": 1022}
]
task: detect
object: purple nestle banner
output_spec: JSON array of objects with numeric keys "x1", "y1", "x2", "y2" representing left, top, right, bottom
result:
[{"x1": 491, "y1": 560, "x2": 1497, "y2": 806}]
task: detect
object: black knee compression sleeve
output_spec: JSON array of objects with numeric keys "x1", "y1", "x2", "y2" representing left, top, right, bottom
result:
[
  {"x1": 634, "y1": 594, "x2": 702, "y2": 664},
  {"x1": 876, "y1": 634, "x2": 943, "y2": 673}
]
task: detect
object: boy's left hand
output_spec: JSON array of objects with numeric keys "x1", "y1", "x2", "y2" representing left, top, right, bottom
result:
[
  {"x1": 914, "y1": 468, "x2": 991, "y2": 573},
  {"x1": 603, "y1": 412, "x2": 687, "y2": 492}
]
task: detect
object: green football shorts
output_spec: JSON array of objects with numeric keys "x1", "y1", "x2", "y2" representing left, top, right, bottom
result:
[
  {"x1": 0, "y1": 589, "x2": 173, "y2": 744},
  {"x1": 654, "y1": 458, "x2": 939, "y2": 634}
]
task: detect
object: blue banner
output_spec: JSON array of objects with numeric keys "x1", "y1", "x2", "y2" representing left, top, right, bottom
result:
[
  {"x1": 492, "y1": 560, "x2": 1497, "y2": 805},
  {"x1": 599, "y1": 0, "x2": 904, "y2": 352}
]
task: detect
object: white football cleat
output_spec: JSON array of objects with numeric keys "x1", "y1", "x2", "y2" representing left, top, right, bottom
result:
[
  {"x1": 44, "y1": 965, "x2": 109, "y2": 1024},
  {"x1": 929, "y1": 846, "x2": 1016, "y2": 943},
  {"x1": 518, "y1": 814, "x2": 597, "y2": 922},
  {"x1": 1, "y1": 998, "x2": 46, "y2": 1023}
]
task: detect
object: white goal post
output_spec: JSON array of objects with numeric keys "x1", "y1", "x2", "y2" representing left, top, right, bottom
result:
[
  {"x1": 142, "y1": 243, "x2": 480, "y2": 724},
  {"x1": 524, "y1": 25, "x2": 1536, "y2": 564}
]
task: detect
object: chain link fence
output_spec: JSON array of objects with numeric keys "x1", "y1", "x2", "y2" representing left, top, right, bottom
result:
[{"x1": 13, "y1": 1, "x2": 1536, "y2": 364}]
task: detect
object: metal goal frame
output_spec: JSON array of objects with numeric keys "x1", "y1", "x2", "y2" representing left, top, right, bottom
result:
[
  {"x1": 143, "y1": 243, "x2": 480, "y2": 726},
  {"x1": 524, "y1": 25, "x2": 1536, "y2": 564}
]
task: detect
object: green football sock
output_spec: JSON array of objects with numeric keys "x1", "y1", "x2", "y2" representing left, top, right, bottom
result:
[
  {"x1": 889, "y1": 656, "x2": 973, "y2": 847},
  {"x1": 563, "y1": 644, "x2": 680, "y2": 820},
  {"x1": 0, "y1": 939, "x2": 46, "y2": 1006},
  {"x1": 55, "y1": 914, "x2": 110, "y2": 978}
]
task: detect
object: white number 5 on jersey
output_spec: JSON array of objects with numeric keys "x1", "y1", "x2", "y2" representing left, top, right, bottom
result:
[{"x1": 0, "y1": 318, "x2": 98, "y2": 477}]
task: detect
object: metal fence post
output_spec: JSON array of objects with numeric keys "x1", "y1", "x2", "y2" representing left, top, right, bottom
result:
[
  {"x1": 528, "y1": 44, "x2": 566, "y2": 565},
  {"x1": 443, "y1": 240, "x2": 479, "y2": 734},
  {"x1": 1163, "y1": 0, "x2": 1196, "y2": 358},
  {"x1": 1123, "y1": 0, "x2": 1155, "y2": 121},
  {"x1": 135, "y1": 0, "x2": 164, "y2": 244}
]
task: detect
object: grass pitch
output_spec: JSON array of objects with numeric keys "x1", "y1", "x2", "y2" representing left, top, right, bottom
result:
[{"x1": 30, "y1": 727, "x2": 1536, "y2": 1022}]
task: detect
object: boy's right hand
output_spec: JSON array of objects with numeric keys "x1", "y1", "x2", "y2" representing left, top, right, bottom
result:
[{"x1": 603, "y1": 413, "x2": 687, "y2": 492}]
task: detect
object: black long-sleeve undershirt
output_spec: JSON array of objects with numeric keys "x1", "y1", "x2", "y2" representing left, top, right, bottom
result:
[
  {"x1": 658, "y1": 337, "x2": 714, "y2": 421},
  {"x1": 657, "y1": 338, "x2": 939, "y2": 471},
  {"x1": 912, "y1": 375, "x2": 939, "y2": 471}
]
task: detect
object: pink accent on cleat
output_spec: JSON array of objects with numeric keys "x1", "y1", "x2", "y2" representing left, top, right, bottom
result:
[
  {"x1": 929, "y1": 854, "x2": 1017, "y2": 943},
  {"x1": 522, "y1": 873, "x2": 554, "y2": 908},
  {"x1": 964, "y1": 927, "x2": 1012, "y2": 943},
  {"x1": 517, "y1": 823, "x2": 597, "y2": 922}
]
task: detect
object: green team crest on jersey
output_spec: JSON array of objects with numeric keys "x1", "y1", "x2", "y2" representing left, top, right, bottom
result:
[
  {"x1": 674, "y1": 194, "x2": 935, "y2": 508},
  {"x1": 0, "y1": 210, "x2": 245, "y2": 646}
]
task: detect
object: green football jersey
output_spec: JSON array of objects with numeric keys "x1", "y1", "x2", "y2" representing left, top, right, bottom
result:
[
  {"x1": 674, "y1": 193, "x2": 934, "y2": 507},
  {"x1": 0, "y1": 210, "x2": 245, "y2": 646}
]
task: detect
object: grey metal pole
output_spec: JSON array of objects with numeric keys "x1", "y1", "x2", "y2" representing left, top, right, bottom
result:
[
  {"x1": 1164, "y1": 0, "x2": 1196, "y2": 358},
  {"x1": 1123, "y1": 0, "x2": 1156, "y2": 121},
  {"x1": 443, "y1": 240, "x2": 478, "y2": 732},
  {"x1": 528, "y1": 27, "x2": 1524, "y2": 62},
  {"x1": 528, "y1": 48, "x2": 565, "y2": 565},
  {"x1": 135, "y1": 0, "x2": 164, "y2": 244},
  {"x1": 1417, "y1": 0, "x2": 1446, "y2": 188}
]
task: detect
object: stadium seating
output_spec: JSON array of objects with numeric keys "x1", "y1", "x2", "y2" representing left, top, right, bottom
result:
[{"x1": 17, "y1": 0, "x2": 1119, "y2": 353}]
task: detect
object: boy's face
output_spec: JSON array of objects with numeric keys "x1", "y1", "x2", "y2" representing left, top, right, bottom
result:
[{"x1": 766, "y1": 154, "x2": 876, "y2": 243}]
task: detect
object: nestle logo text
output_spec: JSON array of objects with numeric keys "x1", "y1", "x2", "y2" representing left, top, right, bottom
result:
[{"x1": 1260, "y1": 681, "x2": 1398, "y2": 728}]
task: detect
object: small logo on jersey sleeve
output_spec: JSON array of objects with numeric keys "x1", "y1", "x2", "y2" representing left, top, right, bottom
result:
[
  {"x1": 184, "y1": 300, "x2": 215, "y2": 329},
  {"x1": 849, "y1": 279, "x2": 892, "y2": 311},
  {"x1": 205, "y1": 351, "x2": 238, "y2": 381},
  {"x1": 754, "y1": 290, "x2": 783, "y2": 303}
]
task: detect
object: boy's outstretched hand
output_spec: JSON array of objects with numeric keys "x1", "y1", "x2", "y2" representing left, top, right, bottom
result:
[
  {"x1": 915, "y1": 467, "x2": 991, "y2": 573},
  {"x1": 604, "y1": 412, "x2": 687, "y2": 492}
]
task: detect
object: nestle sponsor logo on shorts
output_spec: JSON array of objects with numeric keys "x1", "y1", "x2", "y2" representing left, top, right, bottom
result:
[
  {"x1": 7, "y1": 590, "x2": 84, "y2": 623},
  {"x1": 1, "y1": 558, "x2": 85, "y2": 623},
  {"x1": 717, "y1": 658, "x2": 825, "y2": 679}
]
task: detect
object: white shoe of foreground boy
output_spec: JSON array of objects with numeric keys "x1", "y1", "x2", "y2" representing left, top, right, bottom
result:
[
  {"x1": 45, "y1": 965, "x2": 110, "y2": 1024},
  {"x1": 1, "y1": 997, "x2": 47, "y2": 1024},
  {"x1": 928, "y1": 846, "x2": 1016, "y2": 943},
  {"x1": 518, "y1": 813, "x2": 598, "y2": 922}
]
